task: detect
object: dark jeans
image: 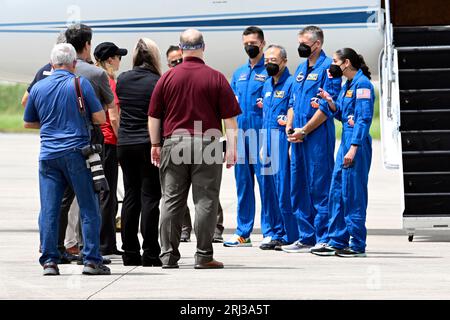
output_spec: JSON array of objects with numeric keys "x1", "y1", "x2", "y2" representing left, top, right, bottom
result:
[
  {"x1": 99, "y1": 144, "x2": 119, "y2": 255},
  {"x1": 39, "y1": 150, "x2": 102, "y2": 266},
  {"x1": 117, "y1": 143, "x2": 161, "y2": 259}
]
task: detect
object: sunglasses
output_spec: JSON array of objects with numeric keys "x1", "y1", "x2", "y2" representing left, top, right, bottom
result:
[{"x1": 169, "y1": 58, "x2": 183, "y2": 67}]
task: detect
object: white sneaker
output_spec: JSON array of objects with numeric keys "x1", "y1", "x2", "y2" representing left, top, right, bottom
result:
[
  {"x1": 223, "y1": 234, "x2": 252, "y2": 247},
  {"x1": 281, "y1": 241, "x2": 313, "y2": 253},
  {"x1": 261, "y1": 236, "x2": 272, "y2": 245}
]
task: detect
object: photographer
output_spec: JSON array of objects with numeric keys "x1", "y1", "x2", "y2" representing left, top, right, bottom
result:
[{"x1": 24, "y1": 43, "x2": 111, "y2": 276}]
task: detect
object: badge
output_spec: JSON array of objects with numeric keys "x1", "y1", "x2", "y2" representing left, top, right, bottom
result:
[
  {"x1": 254, "y1": 74, "x2": 267, "y2": 82},
  {"x1": 346, "y1": 90, "x2": 354, "y2": 98},
  {"x1": 238, "y1": 73, "x2": 248, "y2": 81},
  {"x1": 296, "y1": 72, "x2": 305, "y2": 82},
  {"x1": 265, "y1": 92, "x2": 272, "y2": 98},
  {"x1": 274, "y1": 91, "x2": 285, "y2": 99},
  {"x1": 310, "y1": 97, "x2": 320, "y2": 109},
  {"x1": 327, "y1": 69, "x2": 333, "y2": 79},
  {"x1": 277, "y1": 115, "x2": 287, "y2": 126},
  {"x1": 357, "y1": 88, "x2": 371, "y2": 99},
  {"x1": 307, "y1": 74, "x2": 319, "y2": 81},
  {"x1": 347, "y1": 115, "x2": 355, "y2": 127},
  {"x1": 256, "y1": 98, "x2": 263, "y2": 109}
]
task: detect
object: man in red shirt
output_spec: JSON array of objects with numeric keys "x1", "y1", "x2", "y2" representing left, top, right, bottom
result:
[{"x1": 148, "y1": 29, "x2": 241, "y2": 269}]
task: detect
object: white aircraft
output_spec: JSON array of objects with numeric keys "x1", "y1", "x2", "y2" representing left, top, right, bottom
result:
[{"x1": 0, "y1": 0, "x2": 384, "y2": 82}]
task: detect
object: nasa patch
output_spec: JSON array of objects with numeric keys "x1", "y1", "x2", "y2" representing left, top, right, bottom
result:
[
  {"x1": 254, "y1": 74, "x2": 267, "y2": 82},
  {"x1": 296, "y1": 72, "x2": 305, "y2": 82}
]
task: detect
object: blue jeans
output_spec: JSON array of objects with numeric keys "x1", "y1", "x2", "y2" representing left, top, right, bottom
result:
[{"x1": 38, "y1": 150, "x2": 102, "y2": 266}]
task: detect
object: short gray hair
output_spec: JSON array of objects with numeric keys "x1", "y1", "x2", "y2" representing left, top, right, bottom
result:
[
  {"x1": 50, "y1": 43, "x2": 77, "y2": 66},
  {"x1": 299, "y1": 25, "x2": 324, "y2": 44},
  {"x1": 179, "y1": 29, "x2": 204, "y2": 50},
  {"x1": 267, "y1": 44, "x2": 287, "y2": 60}
]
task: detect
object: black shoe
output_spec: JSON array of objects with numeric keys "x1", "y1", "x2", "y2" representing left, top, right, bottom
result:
[
  {"x1": 142, "y1": 251, "x2": 163, "y2": 267},
  {"x1": 180, "y1": 231, "x2": 191, "y2": 242},
  {"x1": 259, "y1": 239, "x2": 284, "y2": 251},
  {"x1": 60, "y1": 252, "x2": 76, "y2": 264},
  {"x1": 336, "y1": 248, "x2": 367, "y2": 258},
  {"x1": 311, "y1": 244, "x2": 340, "y2": 256},
  {"x1": 274, "y1": 241, "x2": 290, "y2": 251},
  {"x1": 162, "y1": 263, "x2": 179, "y2": 269},
  {"x1": 122, "y1": 252, "x2": 142, "y2": 266},
  {"x1": 77, "y1": 257, "x2": 111, "y2": 265},
  {"x1": 213, "y1": 234, "x2": 224, "y2": 243}
]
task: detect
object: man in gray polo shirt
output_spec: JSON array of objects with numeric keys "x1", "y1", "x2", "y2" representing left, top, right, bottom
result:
[{"x1": 57, "y1": 24, "x2": 116, "y2": 261}]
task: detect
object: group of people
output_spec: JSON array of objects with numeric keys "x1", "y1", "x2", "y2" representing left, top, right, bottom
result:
[
  {"x1": 23, "y1": 23, "x2": 374, "y2": 276},
  {"x1": 223, "y1": 26, "x2": 374, "y2": 259}
]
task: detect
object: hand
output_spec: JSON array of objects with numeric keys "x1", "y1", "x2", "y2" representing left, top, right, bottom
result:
[
  {"x1": 225, "y1": 145, "x2": 237, "y2": 169},
  {"x1": 344, "y1": 145, "x2": 358, "y2": 168},
  {"x1": 151, "y1": 146, "x2": 161, "y2": 168},
  {"x1": 287, "y1": 128, "x2": 306, "y2": 143},
  {"x1": 318, "y1": 88, "x2": 333, "y2": 103}
]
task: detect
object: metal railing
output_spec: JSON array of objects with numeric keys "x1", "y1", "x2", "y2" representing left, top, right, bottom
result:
[{"x1": 384, "y1": 0, "x2": 395, "y2": 120}]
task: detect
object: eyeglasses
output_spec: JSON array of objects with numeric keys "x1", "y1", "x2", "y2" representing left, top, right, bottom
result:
[{"x1": 169, "y1": 58, "x2": 183, "y2": 67}]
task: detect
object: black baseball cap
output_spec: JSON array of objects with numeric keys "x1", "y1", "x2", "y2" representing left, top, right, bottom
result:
[{"x1": 94, "y1": 42, "x2": 128, "y2": 61}]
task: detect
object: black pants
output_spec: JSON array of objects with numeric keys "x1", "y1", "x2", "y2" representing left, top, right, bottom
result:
[
  {"x1": 99, "y1": 144, "x2": 119, "y2": 255},
  {"x1": 117, "y1": 143, "x2": 161, "y2": 260}
]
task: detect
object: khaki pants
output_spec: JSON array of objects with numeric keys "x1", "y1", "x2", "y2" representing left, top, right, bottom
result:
[{"x1": 159, "y1": 136, "x2": 223, "y2": 265}]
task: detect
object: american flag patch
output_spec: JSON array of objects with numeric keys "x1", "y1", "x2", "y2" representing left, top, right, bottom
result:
[{"x1": 357, "y1": 88, "x2": 371, "y2": 99}]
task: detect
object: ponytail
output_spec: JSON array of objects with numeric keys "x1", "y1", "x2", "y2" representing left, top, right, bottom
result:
[
  {"x1": 358, "y1": 54, "x2": 371, "y2": 80},
  {"x1": 335, "y1": 48, "x2": 371, "y2": 80}
]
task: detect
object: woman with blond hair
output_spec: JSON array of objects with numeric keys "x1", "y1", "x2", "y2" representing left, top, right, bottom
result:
[
  {"x1": 116, "y1": 38, "x2": 163, "y2": 266},
  {"x1": 94, "y1": 42, "x2": 127, "y2": 258}
]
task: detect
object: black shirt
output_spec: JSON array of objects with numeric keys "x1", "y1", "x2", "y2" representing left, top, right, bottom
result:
[
  {"x1": 27, "y1": 63, "x2": 52, "y2": 92},
  {"x1": 116, "y1": 66, "x2": 160, "y2": 146}
]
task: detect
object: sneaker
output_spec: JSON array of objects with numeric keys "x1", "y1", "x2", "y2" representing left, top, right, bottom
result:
[
  {"x1": 260, "y1": 239, "x2": 285, "y2": 251},
  {"x1": 281, "y1": 241, "x2": 313, "y2": 253},
  {"x1": 180, "y1": 230, "x2": 191, "y2": 242},
  {"x1": 261, "y1": 236, "x2": 272, "y2": 245},
  {"x1": 43, "y1": 262, "x2": 60, "y2": 276},
  {"x1": 223, "y1": 234, "x2": 252, "y2": 247},
  {"x1": 336, "y1": 248, "x2": 367, "y2": 258},
  {"x1": 311, "y1": 244, "x2": 339, "y2": 256},
  {"x1": 82, "y1": 263, "x2": 111, "y2": 275}
]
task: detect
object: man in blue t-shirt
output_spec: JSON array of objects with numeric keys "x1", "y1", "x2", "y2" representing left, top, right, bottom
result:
[{"x1": 24, "y1": 43, "x2": 110, "y2": 276}]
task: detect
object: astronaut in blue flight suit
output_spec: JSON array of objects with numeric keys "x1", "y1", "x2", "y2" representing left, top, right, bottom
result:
[
  {"x1": 283, "y1": 26, "x2": 342, "y2": 253},
  {"x1": 258, "y1": 45, "x2": 299, "y2": 250},
  {"x1": 311, "y1": 48, "x2": 374, "y2": 258},
  {"x1": 224, "y1": 26, "x2": 270, "y2": 247}
]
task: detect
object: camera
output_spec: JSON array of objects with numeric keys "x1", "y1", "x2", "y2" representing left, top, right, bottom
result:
[{"x1": 81, "y1": 144, "x2": 109, "y2": 193}]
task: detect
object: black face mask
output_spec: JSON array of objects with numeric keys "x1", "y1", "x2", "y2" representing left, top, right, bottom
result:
[
  {"x1": 329, "y1": 64, "x2": 344, "y2": 78},
  {"x1": 266, "y1": 63, "x2": 280, "y2": 77},
  {"x1": 245, "y1": 45, "x2": 260, "y2": 59},
  {"x1": 298, "y1": 43, "x2": 312, "y2": 58}
]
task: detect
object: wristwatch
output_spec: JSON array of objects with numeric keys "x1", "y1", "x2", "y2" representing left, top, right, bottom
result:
[
  {"x1": 151, "y1": 143, "x2": 162, "y2": 147},
  {"x1": 300, "y1": 129, "x2": 307, "y2": 139}
]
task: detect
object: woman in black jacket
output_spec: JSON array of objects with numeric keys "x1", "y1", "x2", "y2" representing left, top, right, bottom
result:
[{"x1": 116, "y1": 38, "x2": 162, "y2": 266}]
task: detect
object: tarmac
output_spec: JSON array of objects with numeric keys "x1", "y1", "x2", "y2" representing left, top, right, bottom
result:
[{"x1": 1, "y1": 133, "x2": 450, "y2": 300}]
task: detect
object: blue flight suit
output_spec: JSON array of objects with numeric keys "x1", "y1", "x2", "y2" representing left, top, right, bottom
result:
[
  {"x1": 230, "y1": 56, "x2": 271, "y2": 239},
  {"x1": 327, "y1": 69, "x2": 374, "y2": 253},
  {"x1": 290, "y1": 50, "x2": 342, "y2": 245},
  {"x1": 260, "y1": 67, "x2": 299, "y2": 243}
]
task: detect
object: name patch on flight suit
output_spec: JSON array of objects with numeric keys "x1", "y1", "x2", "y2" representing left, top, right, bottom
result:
[
  {"x1": 254, "y1": 74, "x2": 267, "y2": 82},
  {"x1": 296, "y1": 72, "x2": 305, "y2": 82},
  {"x1": 274, "y1": 91, "x2": 285, "y2": 99},
  {"x1": 238, "y1": 73, "x2": 248, "y2": 81},
  {"x1": 307, "y1": 74, "x2": 319, "y2": 81},
  {"x1": 346, "y1": 90, "x2": 354, "y2": 98}
]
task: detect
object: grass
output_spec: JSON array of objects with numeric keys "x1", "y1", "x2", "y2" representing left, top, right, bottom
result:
[
  {"x1": 0, "y1": 83, "x2": 381, "y2": 138},
  {"x1": 0, "y1": 83, "x2": 28, "y2": 133}
]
